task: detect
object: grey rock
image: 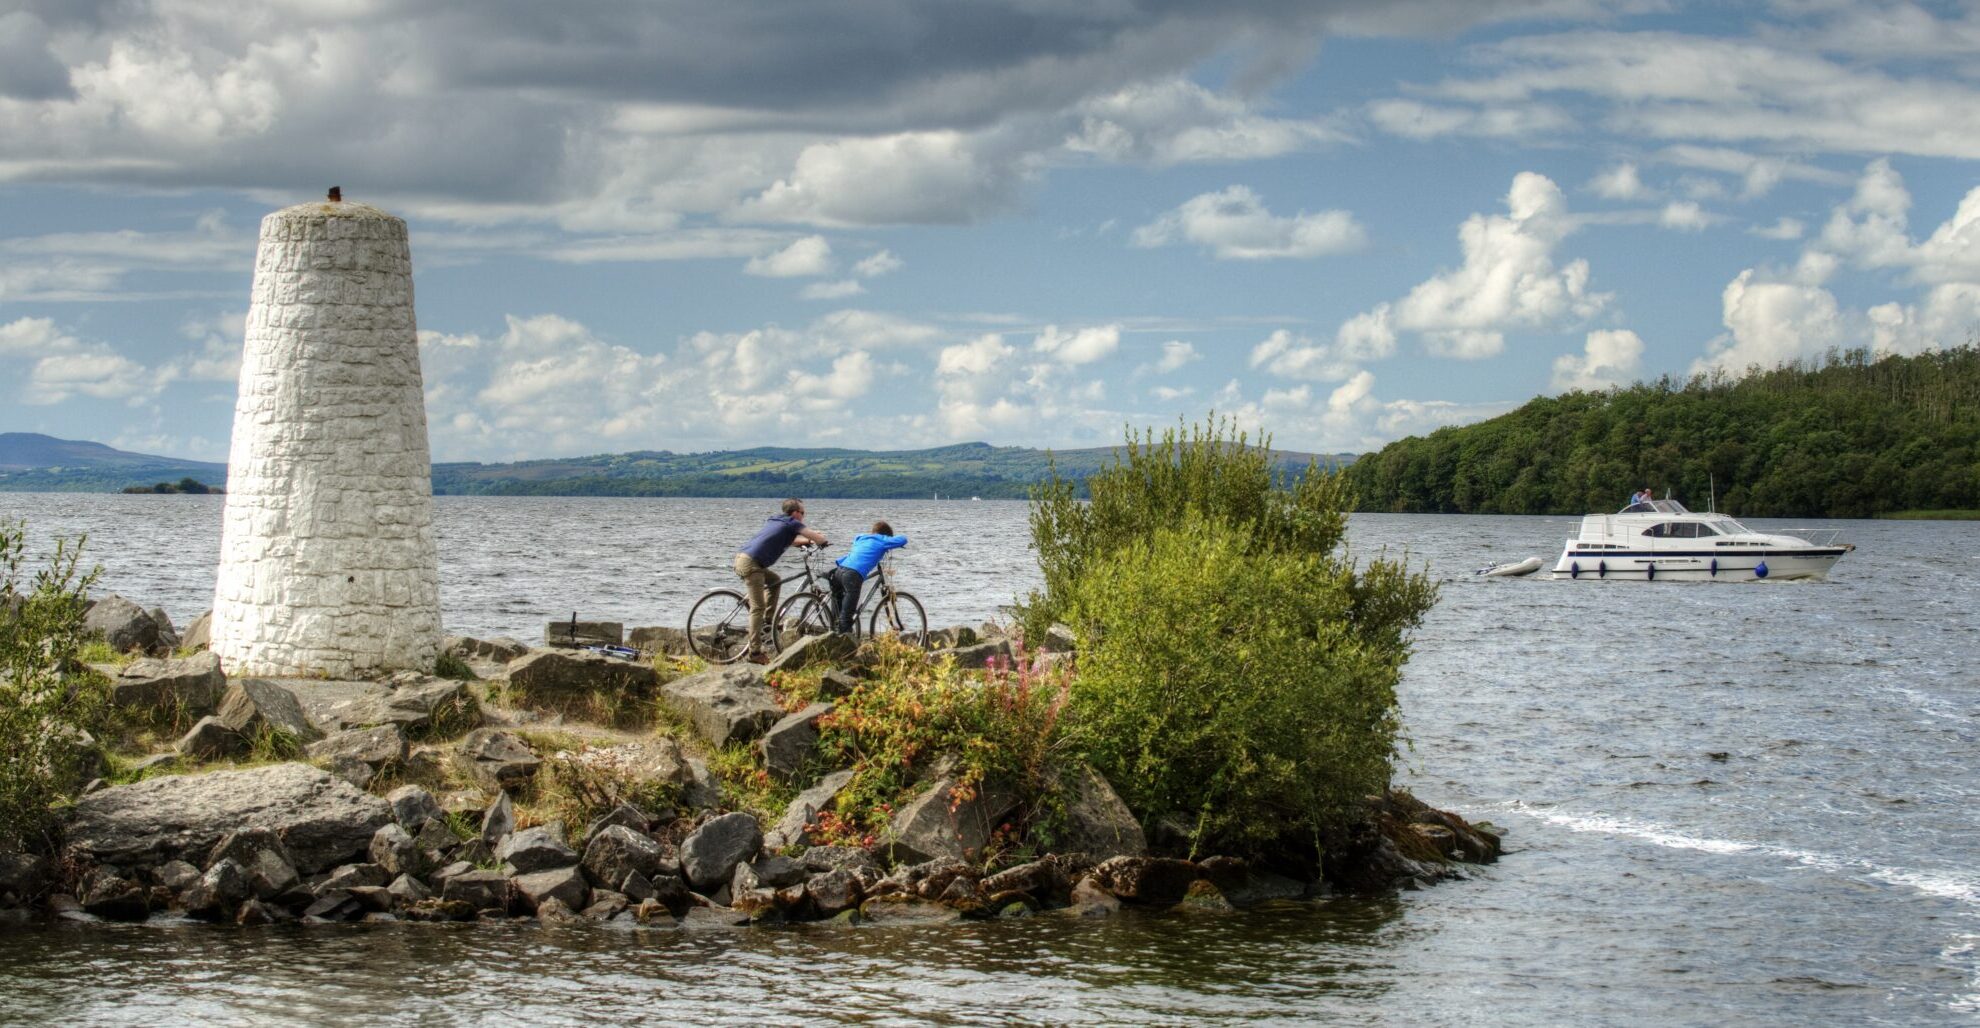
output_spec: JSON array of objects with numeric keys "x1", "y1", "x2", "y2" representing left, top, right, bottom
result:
[
  {"x1": 1057, "y1": 765, "x2": 1147, "y2": 859},
  {"x1": 804, "y1": 869, "x2": 861, "y2": 916},
  {"x1": 303, "y1": 889, "x2": 363, "y2": 921},
  {"x1": 279, "y1": 675, "x2": 479, "y2": 738},
  {"x1": 181, "y1": 859, "x2": 248, "y2": 916},
  {"x1": 207, "y1": 828, "x2": 301, "y2": 899},
  {"x1": 216, "y1": 679, "x2": 324, "y2": 745},
  {"x1": 439, "y1": 870, "x2": 509, "y2": 911},
  {"x1": 931, "y1": 638, "x2": 1013, "y2": 669},
  {"x1": 307, "y1": 725, "x2": 409, "y2": 770},
  {"x1": 481, "y1": 792, "x2": 516, "y2": 848},
  {"x1": 618, "y1": 869, "x2": 656, "y2": 903},
  {"x1": 581, "y1": 825, "x2": 662, "y2": 888},
  {"x1": 386, "y1": 784, "x2": 445, "y2": 831},
  {"x1": 110, "y1": 652, "x2": 225, "y2": 715},
  {"x1": 369, "y1": 824, "x2": 420, "y2": 876},
  {"x1": 799, "y1": 844, "x2": 881, "y2": 877},
  {"x1": 859, "y1": 894, "x2": 963, "y2": 925},
  {"x1": 80, "y1": 871, "x2": 149, "y2": 921},
  {"x1": 774, "y1": 769, "x2": 853, "y2": 848},
  {"x1": 582, "y1": 803, "x2": 651, "y2": 844},
  {"x1": 1038, "y1": 623, "x2": 1078, "y2": 653},
  {"x1": 0, "y1": 852, "x2": 49, "y2": 903},
  {"x1": 582, "y1": 891, "x2": 629, "y2": 920},
  {"x1": 414, "y1": 817, "x2": 461, "y2": 856},
  {"x1": 513, "y1": 866, "x2": 590, "y2": 914},
  {"x1": 461, "y1": 729, "x2": 540, "y2": 792},
  {"x1": 322, "y1": 755, "x2": 373, "y2": 790},
  {"x1": 318, "y1": 863, "x2": 390, "y2": 893},
  {"x1": 506, "y1": 649, "x2": 658, "y2": 701},
  {"x1": 764, "y1": 631, "x2": 855, "y2": 674},
  {"x1": 886, "y1": 761, "x2": 1020, "y2": 865},
  {"x1": 148, "y1": 608, "x2": 180, "y2": 651},
  {"x1": 347, "y1": 885, "x2": 394, "y2": 912},
  {"x1": 1069, "y1": 877, "x2": 1120, "y2": 917},
  {"x1": 816, "y1": 670, "x2": 861, "y2": 699},
  {"x1": 495, "y1": 825, "x2": 577, "y2": 874},
  {"x1": 1089, "y1": 856, "x2": 1202, "y2": 905},
  {"x1": 545, "y1": 620, "x2": 623, "y2": 648},
  {"x1": 153, "y1": 859, "x2": 201, "y2": 892},
  {"x1": 84, "y1": 595, "x2": 168, "y2": 656},
  {"x1": 981, "y1": 859, "x2": 1069, "y2": 902},
  {"x1": 681, "y1": 757, "x2": 723, "y2": 810},
  {"x1": 733, "y1": 855, "x2": 805, "y2": 892},
  {"x1": 658, "y1": 666, "x2": 783, "y2": 749},
  {"x1": 386, "y1": 873, "x2": 432, "y2": 905},
  {"x1": 234, "y1": 897, "x2": 278, "y2": 925},
  {"x1": 175, "y1": 715, "x2": 245, "y2": 759},
  {"x1": 443, "y1": 635, "x2": 529, "y2": 664},
  {"x1": 678, "y1": 812, "x2": 763, "y2": 892},
  {"x1": 647, "y1": 873, "x2": 693, "y2": 917},
  {"x1": 627, "y1": 625, "x2": 691, "y2": 656},
  {"x1": 758, "y1": 702, "x2": 833, "y2": 784},
  {"x1": 67, "y1": 762, "x2": 391, "y2": 874},
  {"x1": 132, "y1": 752, "x2": 181, "y2": 776},
  {"x1": 180, "y1": 610, "x2": 212, "y2": 651}
]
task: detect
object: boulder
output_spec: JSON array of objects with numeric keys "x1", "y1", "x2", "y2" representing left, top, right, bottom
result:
[
  {"x1": 386, "y1": 785, "x2": 445, "y2": 831},
  {"x1": 481, "y1": 791, "x2": 516, "y2": 848},
  {"x1": 885, "y1": 762, "x2": 1020, "y2": 865},
  {"x1": 513, "y1": 866, "x2": 590, "y2": 913},
  {"x1": 1088, "y1": 856, "x2": 1202, "y2": 905},
  {"x1": 659, "y1": 666, "x2": 784, "y2": 749},
  {"x1": 627, "y1": 626, "x2": 692, "y2": 656},
  {"x1": 583, "y1": 803, "x2": 651, "y2": 844},
  {"x1": 981, "y1": 859, "x2": 1069, "y2": 903},
  {"x1": 176, "y1": 716, "x2": 246, "y2": 759},
  {"x1": 317, "y1": 863, "x2": 390, "y2": 893},
  {"x1": 369, "y1": 824, "x2": 420, "y2": 876},
  {"x1": 323, "y1": 755, "x2": 374, "y2": 790},
  {"x1": 858, "y1": 894, "x2": 963, "y2": 925},
  {"x1": 279, "y1": 675, "x2": 478, "y2": 738},
  {"x1": 581, "y1": 825, "x2": 663, "y2": 888},
  {"x1": 758, "y1": 702, "x2": 833, "y2": 784},
  {"x1": 439, "y1": 870, "x2": 510, "y2": 912},
  {"x1": 816, "y1": 670, "x2": 861, "y2": 700},
  {"x1": 152, "y1": 859, "x2": 201, "y2": 892},
  {"x1": 1036, "y1": 623, "x2": 1077, "y2": 653},
  {"x1": 773, "y1": 770, "x2": 853, "y2": 847},
  {"x1": 681, "y1": 757, "x2": 723, "y2": 810},
  {"x1": 506, "y1": 649, "x2": 658, "y2": 702},
  {"x1": 800, "y1": 845, "x2": 881, "y2": 877},
  {"x1": 679, "y1": 812, "x2": 763, "y2": 892},
  {"x1": 386, "y1": 873, "x2": 432, "y2": 906},
  {"x1": 149, "y1": 608, "x2": 181, "y2": 651},
  {"x1": 307, "y1": 725, "x2": 409, "y2": 771},
  {"x1": 804, "y1": 868, "x2": 862, "y2": 917},
  {"x1": 1057, "y1": 765, "x2": 1147, "y2": 859},
  {"x1": 925, "y1": 626, "x2": 979, "y2": 649},
  {"x1": 110, "y1": 652, "x2": 226, "y2": 715},
  {"x1": 1069, "y1": 877, "x2": 1121, "y2": 917},
  {"x1": 404, "y1": 897, "x2": 477, "y2": 922},
  {"x1": 764, "y1": 631, "x2": 856, "y2": 674},
  {"x1": 732, "y1": 855, "x2": 806, "y2": 892},
  {"x1": 461, "y1": 729, "x2": 540, "y2": 792},
  {"x1": 83, "y1": 595, "x2": 168, "y2": 656},
  {"x1": 495, "y1": 825, "x2": 578, "y2": 874},
  {"x1": 180, "y1": 859, "x2": 248, "y2": 917},
  {"x1": 80, "y1": 871, "x2": 149, "y2": 921},
  {"x1": 207, "y1": 828, "x2": 302, "y2": 899},
  {"x1": 180, "y1": 609, "x2": 212, "y2": 651},
  {"x1": 545, "y1": 620, "x2": 623, "y2": 648},
  {"x1": 443, "y1": 635, "x2": 529, "y2": 664},
  {"x1": 215, "y1": 679, "x2": 324, "y2": 745},
  {"x1": 931, "y1": 638, "x2": 1012, "y2": 670},
  {"x1": 67, "y1": 762, "x2": 391, "y2": 874}
]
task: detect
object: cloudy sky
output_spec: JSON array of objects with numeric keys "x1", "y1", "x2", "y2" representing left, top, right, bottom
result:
[{"x1": 2, "y1": 0, "x2": 1978, "y2": 462}]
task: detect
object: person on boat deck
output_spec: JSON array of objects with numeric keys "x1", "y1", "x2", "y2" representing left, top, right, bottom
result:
[
  {"x1": 734, "y1": 499, "x2": 828, "y2": 663},
  {"x1": 830, "y1": 521, "x2": 908, "y2": 634}
]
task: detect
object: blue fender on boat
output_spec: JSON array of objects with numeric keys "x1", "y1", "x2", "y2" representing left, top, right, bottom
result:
[
  {"x1": 1710, "y1": 558, "x2": 1718, "y2": 577},
  {"x1": 1755, "y1": 561, "x2": 1769, "y2": 579},
  {"x1": 1646, "y1": 563, "x2": 1655, "y2": 580},
  {"x1": 1598, "y1": 560, "x2": 1607, "y2": 578},
  {"x1": 1569, "y1": 561, "x2": 1580, "y2": 579}
]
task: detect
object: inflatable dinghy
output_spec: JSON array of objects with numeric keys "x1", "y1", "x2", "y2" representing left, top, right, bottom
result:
[{"x1": 1475, "y1": 555, "x2": 1543, "y2": 577}]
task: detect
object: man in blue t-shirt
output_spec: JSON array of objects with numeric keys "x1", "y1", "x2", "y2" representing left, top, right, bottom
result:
[
  {"x1": 830, "y1": 521, "x2": 908, "y2": 634},
  {"x1": 734, "y1": 498, "x2": 828, "y2": 662}
]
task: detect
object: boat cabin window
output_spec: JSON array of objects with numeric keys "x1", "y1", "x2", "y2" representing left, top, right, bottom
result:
[{"x1": 1642, "y1": 522, "x2": 1714, "y2": 538}]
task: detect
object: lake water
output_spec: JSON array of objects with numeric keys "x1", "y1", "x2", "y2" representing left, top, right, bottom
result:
[{"x1": 0, "y1": 495, "x2": 1975, "y2": 1025}]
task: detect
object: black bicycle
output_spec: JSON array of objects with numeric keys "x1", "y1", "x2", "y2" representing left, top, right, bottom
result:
[{"x1": 774, "y1": 547, "x2": 928, "y2": 650}]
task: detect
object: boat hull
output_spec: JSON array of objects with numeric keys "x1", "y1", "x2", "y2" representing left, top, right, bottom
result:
[{"x1": 1550, "y1": 548, "x2": 1846, "y2": 582}]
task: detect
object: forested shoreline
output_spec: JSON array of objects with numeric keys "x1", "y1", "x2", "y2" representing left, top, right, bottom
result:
[{"x1": 1345, "y1": 347, "x2": 1980, "y2": 519}]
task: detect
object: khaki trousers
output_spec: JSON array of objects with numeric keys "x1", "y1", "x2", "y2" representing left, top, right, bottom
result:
[{"x1": 733, "y1": 552, "x2": 779, "y2": 656}]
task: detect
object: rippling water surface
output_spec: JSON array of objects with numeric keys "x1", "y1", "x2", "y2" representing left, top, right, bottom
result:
[{"x1": 0, "y1": 495, "x2": 1974, "y2": 1025}]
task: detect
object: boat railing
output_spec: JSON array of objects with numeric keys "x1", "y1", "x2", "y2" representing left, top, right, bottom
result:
[{"x1": 1774, "y1": 527, "x2": 1845, "y2": 547}]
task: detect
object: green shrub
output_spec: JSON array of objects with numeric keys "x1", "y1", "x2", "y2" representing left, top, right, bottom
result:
[
  {"x1": 0, "y1": 520, "x2": 109, "y2": 849},
  {"x1": 1024, "y1": 415, "x2": 1352, "y2": 636},
  {"x1": 432, "y1": 651, "x2": 477, "y2": 681},
  {"x1": 1065, "y1": 514, "x2": 1428, "y2": 856}
]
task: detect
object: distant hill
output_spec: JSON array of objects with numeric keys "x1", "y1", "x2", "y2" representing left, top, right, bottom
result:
[
  {"x1": 0, "y1": 434, "x2": 1351, "y2": 498},
  {"x1": 1345, "y1": 346, "x2": 1980, "y2": 519},
  {"x1": 431, "y1": 441, "x2": 1351, "y2": 498},
  {"x1": 0, "y1": 434, "x2": 228, "y2": 493}
]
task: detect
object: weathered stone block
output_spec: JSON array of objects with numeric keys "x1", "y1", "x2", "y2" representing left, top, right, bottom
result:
[{"x1": 658, "y1": 666, "x2": 783, "y2": 749}]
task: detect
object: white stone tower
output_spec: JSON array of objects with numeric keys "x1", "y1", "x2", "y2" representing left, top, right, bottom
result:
[{"x1": 210, "y1": 189, "x2": 442, "y2": 678}]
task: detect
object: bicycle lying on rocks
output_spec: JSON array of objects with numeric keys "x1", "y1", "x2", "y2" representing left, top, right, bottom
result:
[{"x1": 683, "y1": 544, "x2": 927, "y2": 664}]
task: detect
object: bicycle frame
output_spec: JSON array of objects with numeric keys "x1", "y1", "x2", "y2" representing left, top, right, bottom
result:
[{"x1": 784, "y1": 547, "x2": 900, "y2": 630}]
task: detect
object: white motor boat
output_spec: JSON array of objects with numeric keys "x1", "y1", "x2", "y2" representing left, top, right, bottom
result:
[{"x1": 1550, "y1": 499, "x2": 1852, "y2": 582}]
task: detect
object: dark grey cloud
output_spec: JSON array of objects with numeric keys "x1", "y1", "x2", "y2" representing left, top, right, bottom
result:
[{"x1": 0, "y1": 11, "x2": 74, "y2": 100}]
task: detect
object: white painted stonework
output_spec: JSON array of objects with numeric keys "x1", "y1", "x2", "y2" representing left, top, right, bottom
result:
[{"x1": 210, "y1": 199, "x2": 441, "y2": 677}]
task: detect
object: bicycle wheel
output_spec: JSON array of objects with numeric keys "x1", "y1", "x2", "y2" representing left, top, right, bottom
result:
[
  {"x1": 686, "y1": 588, "x2": 753, "y2": 664},
  {"x1": 775, "y1": 592, "x2": 835, "y2": 651},
  {"x1": 868, "y1": 590, "x2": 928, "y2": 649}
]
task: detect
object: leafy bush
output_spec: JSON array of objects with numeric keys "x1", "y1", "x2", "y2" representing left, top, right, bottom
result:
[
  {"x1": 1030, "y1": 417, "x2": 1436, "y2": 859},
  {"x1": 0, "y1": 521, "x2": 109, "y2": 849},
  {"x1": 1024, "y1": 416, "x2": 1351, "y2": 636},
  {"x1": 1066, "y1": 515, "x2": 1426, "y2": 854}
]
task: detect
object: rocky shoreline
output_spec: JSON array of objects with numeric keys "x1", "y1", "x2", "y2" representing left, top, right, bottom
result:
[{"x1": 2, "y1": 597, "x2": 1502, "y2": 930}]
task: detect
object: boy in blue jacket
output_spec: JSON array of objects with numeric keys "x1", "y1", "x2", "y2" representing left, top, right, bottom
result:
[{"x1": 830, "y1": 520, "x2": 907, "y2": 634}]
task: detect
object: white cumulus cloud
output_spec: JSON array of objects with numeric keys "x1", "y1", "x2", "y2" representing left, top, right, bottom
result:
[
  {"x1": 1552, "y1": 329, "x2": 1645, "y2": 391},
  {"x1": 1132, "y1": 185, "x2": 1364, "y2": 260}
]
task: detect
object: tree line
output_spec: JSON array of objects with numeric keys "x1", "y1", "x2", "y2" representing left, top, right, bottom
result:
[{"x1": 1345, "y1": 346, "x2": 1980, "y2": 518}]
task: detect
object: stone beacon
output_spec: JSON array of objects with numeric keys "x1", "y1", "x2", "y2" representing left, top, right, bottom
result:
[{"x1": 209, "y1": 189, "x2": 442, "y2": 677}]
